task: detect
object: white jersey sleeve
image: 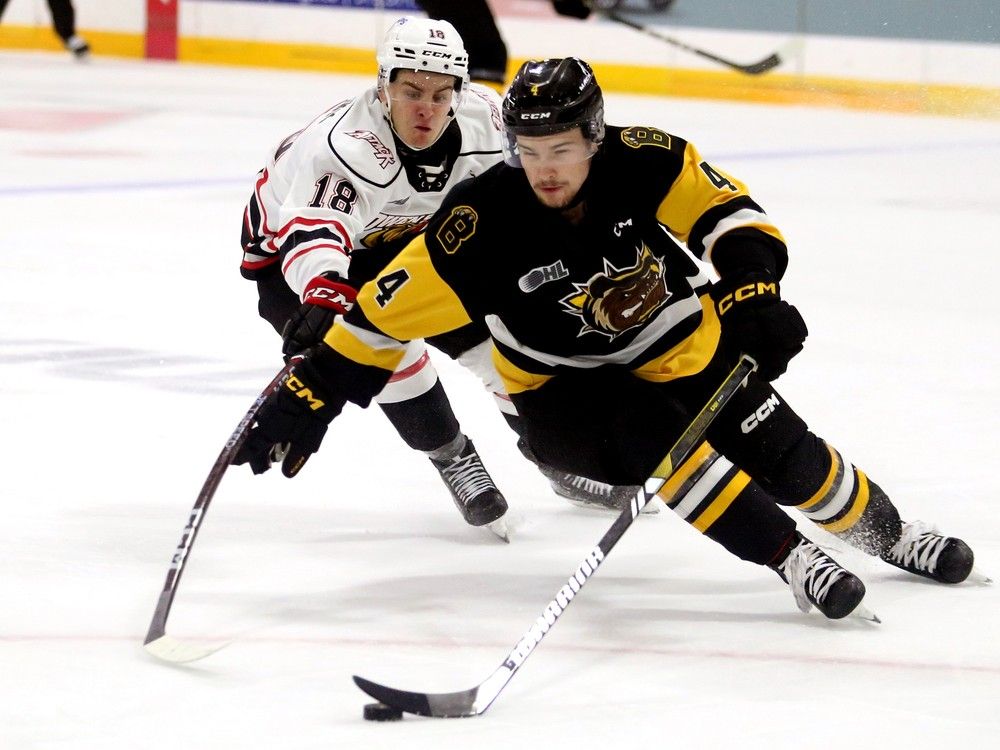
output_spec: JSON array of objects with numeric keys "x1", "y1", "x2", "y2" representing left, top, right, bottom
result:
[
  {"x1": 240, "y1": 93, "x2": 402, "y2": 297},
  {"x1": 240, "y1": 85, "x2": 503, "y2": 299}
]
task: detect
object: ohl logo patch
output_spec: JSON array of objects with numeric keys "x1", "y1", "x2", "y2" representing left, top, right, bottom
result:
[{"x1": 560, "y1": 244, "x2": 671, "y2": 339}]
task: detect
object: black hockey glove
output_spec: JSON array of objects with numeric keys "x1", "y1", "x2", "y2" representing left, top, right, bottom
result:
[
  {"x1": 232, "y1": 354, "x2": 345, "y2": 477},
  {"x1": 711, "y1": 271, "x2": 808, "y2": 382},
  {"x1": 281, "y1": 272, "x2": 357, "y2": 360},
  {"x1": 552, "y1": 0, "x2": 592, "y2": 19}
]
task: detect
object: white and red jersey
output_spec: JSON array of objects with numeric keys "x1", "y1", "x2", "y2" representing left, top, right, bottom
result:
[{"x1": 240, "y1": 84, "x2": 504, "y2": 299}]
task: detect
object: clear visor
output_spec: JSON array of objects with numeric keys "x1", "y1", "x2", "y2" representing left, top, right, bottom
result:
[
  {"x1": 382, "y1": 71, "x2": 463, "y2": 113},
  {"x1": 502, "y1": 129, "x2": 599, "y2": 168}
]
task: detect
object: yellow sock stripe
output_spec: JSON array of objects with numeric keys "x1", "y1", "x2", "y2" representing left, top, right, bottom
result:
[
  {"x1": 657, "y1": 442, "x2": 714, "y2": 503},
  {"x1": 818, "y1": 470, "x2": 871, "y2": 533},
  {"x1": 796, "y1": 443, "x2": 840, "y2": 510},
  {"x1": 691, "y1": 470, "x2": 752, "y2": 533}
]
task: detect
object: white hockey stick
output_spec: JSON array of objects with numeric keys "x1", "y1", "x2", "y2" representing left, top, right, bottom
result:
[
  {"x1": 353, "y1": 355, "x2": 757, "y2": 717},
  {"x1": 143, "y1": 360, "x2": 298, "y2": 663}
]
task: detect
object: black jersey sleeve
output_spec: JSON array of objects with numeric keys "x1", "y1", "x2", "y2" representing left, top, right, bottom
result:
[{"x1": 609, "y1": 125, "x2": 788, "y2": 278}]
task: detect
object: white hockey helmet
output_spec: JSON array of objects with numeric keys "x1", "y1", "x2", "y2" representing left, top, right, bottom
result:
[{"x1": 376, "y1": 17, "x2": 470, "y2": 147}]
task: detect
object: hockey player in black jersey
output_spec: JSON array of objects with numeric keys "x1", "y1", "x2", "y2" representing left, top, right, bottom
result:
[
  {"x1": 234, "y1": 57, "x2": 977, "y2": 619},
  {"x1": 238, "y1": 21, "x2": 634, "y2": 537}
]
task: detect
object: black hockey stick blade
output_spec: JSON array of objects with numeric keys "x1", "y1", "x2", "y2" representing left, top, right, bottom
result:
[
  {"x1": 353, "y1": 676, "x2": 477, "y2": 718},
  {"x1": 352, "y1": 355, "x2": 757, "y2": 717},
  {"x1": 737, "y1": 52, "x2": 782, "y2": 76},
  {"x1": 355, "y1": 661, "x2": 515, "y2": 717},
  {"x1": 606, "y1": 11, "x2": 783, "y2": 75},
  {"x1": 143, "y1": 359, "x2": 298, "y2": 663}
]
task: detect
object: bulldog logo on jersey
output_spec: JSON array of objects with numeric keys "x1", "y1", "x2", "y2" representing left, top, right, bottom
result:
[{"x1": 560, "y1": 244, "x2": 671, "y2": 339}]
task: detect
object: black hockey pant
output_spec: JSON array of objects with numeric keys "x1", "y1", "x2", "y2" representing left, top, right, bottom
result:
[{"x1": 512, "y1": 350, "x2": 900, "y2": 564}]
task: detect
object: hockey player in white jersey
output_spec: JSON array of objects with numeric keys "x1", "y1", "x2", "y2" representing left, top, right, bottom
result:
[{"x1": 238, "y1": 17, "x2": 632, "y2": 531}]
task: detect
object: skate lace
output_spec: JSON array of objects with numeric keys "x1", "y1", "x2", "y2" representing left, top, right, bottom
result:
[
  {"x1": 885, "y1": 521, "x2": 945, "y2": 574},
  {"x1": 780, "y1": 541, "x2": 846, "y2": 614},
  {"x1": 567, "y1": 474, "x2": 613, "y2": 498},
  {"x1": 440, "y1": 452, "x2": 495, "y2": 505}
]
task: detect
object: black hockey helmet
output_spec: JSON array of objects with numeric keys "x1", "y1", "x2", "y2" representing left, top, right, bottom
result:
[{"x1": 501, "y1": 57, "x2": 605, "y2": 167}]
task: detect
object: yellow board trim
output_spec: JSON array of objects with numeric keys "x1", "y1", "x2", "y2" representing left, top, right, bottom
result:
[
  {"x1": 820, "y1": 469, "x2": 872, "y2": 533},
  {"x1": 691, "y1": 470, "x2": 751, "y2": 532},
  {"x1": 3, "y1": 27, "x2": 997, "y2": 119},
  {"x1": 0, "y1": 26, "x2": 142, "y2": 56}
]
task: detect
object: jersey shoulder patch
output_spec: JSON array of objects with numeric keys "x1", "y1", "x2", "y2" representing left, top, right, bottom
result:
[
  {"x1": 425, "y1": 165, "x2": 504, "y2": 256},
  {"x1": 434, "y1": 204, "x2": 480, "y2": 255},
  {"x1": 618, "y1": 125, "x2": 678, "y2": 152},
  {"x1": 459, "y1": 85, "x2": 504, "y2": 152}
]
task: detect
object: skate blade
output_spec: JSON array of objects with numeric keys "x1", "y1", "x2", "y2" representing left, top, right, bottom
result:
[
  {"x1": 851, "y1": 602, "x2": 881, "y2": 624},
  {"x1": 968, "y1": 567, "x2": 992, "y2": 585},
  {"x1": 561, "y1": 495, "x2": 660, "y2": 515},
  {"x1": 486, "y1": 516, "x2": 510, "y2": 543}
]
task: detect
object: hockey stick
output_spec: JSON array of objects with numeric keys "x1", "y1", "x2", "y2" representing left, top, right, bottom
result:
[
  {"x1": 143, "y1": 359, "x2": 298, "y2": 663},
  {"x1": 605, "y1": 10, "x2": 783, "y2": 75},
  {"x1": 353, "y1": 354, "x2": 757, "y2": 717}
]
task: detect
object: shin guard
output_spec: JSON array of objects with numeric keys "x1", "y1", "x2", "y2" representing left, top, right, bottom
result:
[
  {"x1": 658, "y1": 443, "x2": 796, "y2": 565},
  {"x1": 766, "y1": 436, "x2": 903, "y2": 556}
]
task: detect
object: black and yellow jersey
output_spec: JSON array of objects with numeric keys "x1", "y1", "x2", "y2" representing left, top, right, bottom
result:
[{"x1": 322, "y1": 124, "x2": 787, "y2": 404}]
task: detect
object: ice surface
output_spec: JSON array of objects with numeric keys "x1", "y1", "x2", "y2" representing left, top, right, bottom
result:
[{"x1": 1, "y1": 52, "x2": 998, "y2": 749}]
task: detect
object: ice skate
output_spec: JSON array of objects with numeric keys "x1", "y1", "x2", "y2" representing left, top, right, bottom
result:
[
  {"x1": 65, "y1": 35, "x2": 90, "y2": 60},
  {"x1": 880, "y1": 521, "x2": 977, "y2": 583},
  {"x1": 430, "y1": 438, "x2": 509, "y2": 530},
  {"x1": 772, "y1": 533, "x2": 870, "y2": 620},
  {"x1": 517, "y1": 438, "x2": 650, "y2": 513}
]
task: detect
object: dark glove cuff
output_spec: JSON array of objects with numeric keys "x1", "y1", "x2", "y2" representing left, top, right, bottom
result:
[
  {"x1": 711, "y1": 271, "x2": 781, "y2": 317},
  {"x1": 711, "y1": 232, "x2": 787, "y2": 280}
]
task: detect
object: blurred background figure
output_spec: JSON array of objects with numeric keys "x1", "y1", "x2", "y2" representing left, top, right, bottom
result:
[
  {"x1": 415, "y1": 0, "x2": 592, "y2": 87},
  {"x1": 0, "y1": 0, "x2": 89, "y2": 57}
]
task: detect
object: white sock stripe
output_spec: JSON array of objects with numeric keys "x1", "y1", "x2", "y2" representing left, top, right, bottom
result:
[
  {"x1": 802, "y1": 461, "x2": 858, "y2": 522},
  {"x1": 797, "y1": 446, "x2": 845, "y2": 516},
  {"x1": 670, "y1": 454, "x2": 735, "y2": 521},
  {"x1": 661, "y1": 446, "x2": 720, "y2": 507}
]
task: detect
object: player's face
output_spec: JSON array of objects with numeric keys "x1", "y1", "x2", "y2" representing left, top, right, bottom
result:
[
  {"x1": 384, "y1": 70, "x2": 458, "y2": 150},
  {"x1": 517, "y1": 130, "x2": 596, "y2": 209}
]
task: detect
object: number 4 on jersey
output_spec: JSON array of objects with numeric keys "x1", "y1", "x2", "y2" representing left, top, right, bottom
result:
[
  {"x1": 699, "y1": 161, "x2": 739, "y2": 192},
  {"x1": 374, "y1": 268, "x2": 410, "y2": 308}
]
